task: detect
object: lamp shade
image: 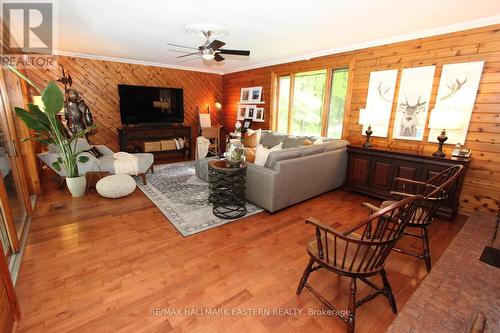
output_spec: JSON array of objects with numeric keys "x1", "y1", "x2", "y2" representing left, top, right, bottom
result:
[
  {"x1": 428, "y1": 108, "x2": 463, "y2": 130},
  {"x1": 358, "y1": 108, "x2": 382, "y2": 125}
]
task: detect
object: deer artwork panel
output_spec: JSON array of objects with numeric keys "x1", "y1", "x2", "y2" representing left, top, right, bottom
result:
[
  {"x1": 393, "y1": 66, "x2": 436, "y2": 141},
  {"x1": 428, "y1": 61, "x2": 484, "y2": 145},
  {"x1": 362, "y1": 69, "x2": 398, "y2": 138}
]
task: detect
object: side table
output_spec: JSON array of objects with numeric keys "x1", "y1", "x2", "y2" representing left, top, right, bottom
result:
[{"x1": 208, "y1": 160, "x2": 247, "y2": 219}]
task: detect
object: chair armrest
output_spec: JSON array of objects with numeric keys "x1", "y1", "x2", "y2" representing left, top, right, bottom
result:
[
  {"x1": 394, "y1": 177, "x2": 426, "y2": 186},
  {"x1": 305, "y1": 218, "x2": 343, "y2": 236},
  {"x1": 389, "y1": 191, "x2": 416, "y2": 198},
  {"x1": 361, "y1": 202, "x2": 381, "y2": 212},
  {"x1": 95, "y1": 145, "x2": 114, "y2": 156}
]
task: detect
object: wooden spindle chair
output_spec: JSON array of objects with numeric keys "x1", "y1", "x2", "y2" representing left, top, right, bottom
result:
[
  {"x1": 363, "y1": 164, "x2": 464, "y2": 272},
  {"x1": 297, "y1": 196, "x2": 422, "y2": 333}
]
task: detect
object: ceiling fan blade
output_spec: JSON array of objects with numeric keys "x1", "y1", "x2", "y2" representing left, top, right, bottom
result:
[
  {"x1": 208, "y1": 39, "x2": 225, "y2": 50},
  {"x1": 218, "y1": 49, "x2": 250, "y2": 56},
  {"x1": 168, "y1": 43, "x2": 198, "y2": 50},
  {"x1": 214, "y1": 53, "x2": 225, "y2": 62},
  {"x1": 176, "y1": 52, "x2": 199, "y2": 58}
]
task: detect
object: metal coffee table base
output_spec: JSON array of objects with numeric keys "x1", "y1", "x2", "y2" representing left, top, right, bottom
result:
[{"x1": 208, "y1": 160, "x2": 247, "y2": 220}]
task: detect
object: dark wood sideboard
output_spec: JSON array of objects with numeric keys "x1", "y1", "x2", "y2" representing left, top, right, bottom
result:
[
  {"x1": 118, "y1": 124, "x2": 191, "y2": 159},
  {"x1": 345, "y1": 145, "x2": 470, "y2": 220}
]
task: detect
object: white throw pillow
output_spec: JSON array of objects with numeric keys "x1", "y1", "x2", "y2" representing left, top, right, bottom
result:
[
  {"x1": 313, "y1": 137, "x2": 324, "y2": 145},
  {"x1": 254, "y1": 143, "x2": 283, "y2": 166}
]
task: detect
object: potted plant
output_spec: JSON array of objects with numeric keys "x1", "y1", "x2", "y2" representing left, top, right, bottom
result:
[{"x1": 8, "y1": 66, "x2": 96, "y2": 197}]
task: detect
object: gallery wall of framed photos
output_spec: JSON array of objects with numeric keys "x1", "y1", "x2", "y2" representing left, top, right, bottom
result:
[{"x1": 237, "y1": 86, "x2": 265, "y2": 122}]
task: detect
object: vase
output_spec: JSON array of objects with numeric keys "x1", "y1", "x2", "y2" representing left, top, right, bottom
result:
[{"x1": 66, "y1": 175, "x2": 87, "y2": 197}]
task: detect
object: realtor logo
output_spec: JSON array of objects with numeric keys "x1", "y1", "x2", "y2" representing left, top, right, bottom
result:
[
  {"x1": 1, "y1": 1, "x2": 57, "y2": 68},
  {"x1": 2, "y1": 1, "x2": 53, "y2": 53}
]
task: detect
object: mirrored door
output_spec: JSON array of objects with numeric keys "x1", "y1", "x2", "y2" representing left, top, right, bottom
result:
[{"x1": 0, "y1": 69, "x2": 32, "y2": 254}]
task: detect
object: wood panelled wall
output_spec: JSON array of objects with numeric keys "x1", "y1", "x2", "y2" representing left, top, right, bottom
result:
[
  {"x1": 222, "y1": 24, "x2": 500, "y2": 215},
  {"x1": 222, "y1": 67, "x2": 272, "y2": 130},
  {"x1": 26, "y1": 56, "x2": 223, "y2": 152}
]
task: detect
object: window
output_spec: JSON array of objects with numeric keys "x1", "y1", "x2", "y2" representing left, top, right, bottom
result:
[
  {"x1": 291, "y1": 70, "x2": 327, "y2": 136},
  {"x1": 327, "y1": 68, "x2": 349, "y2": 138},
  {"x1": 277, "y1": 76, "x2": 290, "y2": 133},
  {"x1": 275, "y1": 68, "x2": 348, "y2": 138}
]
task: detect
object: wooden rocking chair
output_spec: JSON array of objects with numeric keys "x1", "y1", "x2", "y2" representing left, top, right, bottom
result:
[
  {"x1": 297, "y1": 195, "x2": 422, "y2": 333},
  {"x1": 363, "y1": 165, "x2": 464, "y2": 272}
]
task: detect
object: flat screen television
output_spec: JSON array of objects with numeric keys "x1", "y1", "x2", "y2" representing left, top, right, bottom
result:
[{"x1": 118, "y1": 84, "x2": 184, "y2": 125}]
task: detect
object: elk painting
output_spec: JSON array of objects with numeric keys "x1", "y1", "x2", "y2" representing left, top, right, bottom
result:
[
  {"x1": 428, "y1": 61, "x2": 485, "y2": 145},
  {"x1": 398, "y1": 95, "x2": 427, "y2": 137},
  {"x1": 363, "y1": 69, "x2": 398, "y2": 138},
  {"x1": 393, "y1": 66, "x2": 435, "y2": 141}
]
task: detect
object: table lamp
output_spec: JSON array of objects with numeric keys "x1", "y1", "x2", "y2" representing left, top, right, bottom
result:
[
  {"x1": 428, "y1": 108, "x2": 463, "y2": 157},
  {"x1": 358, "y1": 108, "x2": 379, "y2": 147}
]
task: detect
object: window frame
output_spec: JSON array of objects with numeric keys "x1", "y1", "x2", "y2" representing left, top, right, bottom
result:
[{"x1": 273, "y1": 66, "x2": 350, "y2": 138}]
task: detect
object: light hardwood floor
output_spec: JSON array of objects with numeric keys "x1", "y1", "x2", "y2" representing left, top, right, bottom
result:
[{"x1": 15, "y1": 180, "x2": 465, "y2": 332}]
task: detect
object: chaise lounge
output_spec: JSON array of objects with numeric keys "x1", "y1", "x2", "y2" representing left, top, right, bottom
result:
[{"x1": 37, "y1": 138, "x2": 155, "y2": 184}]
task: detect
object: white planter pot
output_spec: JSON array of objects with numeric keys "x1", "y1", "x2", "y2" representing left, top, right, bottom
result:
[{"x1": 66, "y1": 175, "x2": 87, "y2": 197}]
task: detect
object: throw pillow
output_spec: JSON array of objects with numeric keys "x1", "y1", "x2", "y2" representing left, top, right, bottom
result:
[
  {"x1": 249, "y1": 129, "x2": 262, "y2": 145},
  {"x1": 260, "y1": 131, "x2": 286, "y2": 148},
  {"x1": 254, "y1": 143, "x2": 283, "y2": 166},
  {"x1": 242, "y1": 129, "x2": 261, "y2": 148},
  {"x1": 245, "y1": 147, "x2": 256, "y2": 163},
  {"x1": 303, "y1": 139, "x2": 313, "y2": 146},
  {"x1": 313, "y1": 137, "x2": 324, "y2": 145},
  {"x1": 84, "y1": 146, "x2": 103, "y2": 158}
]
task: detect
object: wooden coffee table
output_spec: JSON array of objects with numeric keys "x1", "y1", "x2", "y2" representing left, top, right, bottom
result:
[{"x1": 207, "y1": 160, "x2": 247, "y2": 219}]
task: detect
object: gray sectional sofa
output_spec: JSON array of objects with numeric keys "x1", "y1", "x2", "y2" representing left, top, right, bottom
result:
[{"x1": 245, "y1": 131, "x2": 349, "y2": 213}]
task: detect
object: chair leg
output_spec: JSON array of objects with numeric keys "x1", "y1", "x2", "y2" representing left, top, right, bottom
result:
[
  {"x1": 296, "y1": 258, "x2": 314, "y2": 295},
  {"x1": 422, "y1": 226, "x2": 431, "y2": 272},
  {"x1": 380, "y1": 269, "x2": 397, "y2": 314},
  {"x1": 347, "y1": 278, "x2": 357, "y2": 333},
  {"x1": 141, "y1": 173, "x2": 147, "y2": 185},
  {"x1": 150, "y1": 165, "x2": 154, "y2": 174}
]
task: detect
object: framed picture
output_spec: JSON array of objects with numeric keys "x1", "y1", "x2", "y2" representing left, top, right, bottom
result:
[
  {"x1": 249, "y1": 86, "x2": 262, "y2": 103},
  {"x1": 240, "y1": 88, "x2": 251, "y2": 103},
  {"x1": 254, "y1": 107, "x2": 264, "y2": 122},
  {"x1": 237, "y1": 105, "x2": 247, "y2": 120},
  {"x1": 362, "y1": 69, "x2": 398, "y2": 137},
  {"x1": 392, "y1": 66, "x2": 436, "y2": 141},
  {"x1": 242, "y1": 117, "x2": 253, "y2": 134},
  {"x1": 428, "y1": 61, "x2": 484, "y2": 145},
  {"x1": 244, "y1": 105, "x2": 256, "y2": 119}
]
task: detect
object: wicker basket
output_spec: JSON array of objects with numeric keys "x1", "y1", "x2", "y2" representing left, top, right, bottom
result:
[
  {"x1": 160, "y1": 139, "x2": 177, "y2": 151},
  {"x1": 144, "y1": 141, "x2": 161, "y2": 152}
]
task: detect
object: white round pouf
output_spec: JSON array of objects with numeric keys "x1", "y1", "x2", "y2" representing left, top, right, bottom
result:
[{"x1": 96, "y1": 174, "x2": 136, "y2": 198}]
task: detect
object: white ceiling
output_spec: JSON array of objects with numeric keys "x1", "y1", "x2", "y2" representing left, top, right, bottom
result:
[{"x1": 55, "y1": 0, "x2": 500, "y2": 74}]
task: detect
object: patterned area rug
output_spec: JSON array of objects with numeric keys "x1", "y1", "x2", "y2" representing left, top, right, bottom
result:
[{"x1": 136, "y1": 161, "x2": 263, "y2": 236}]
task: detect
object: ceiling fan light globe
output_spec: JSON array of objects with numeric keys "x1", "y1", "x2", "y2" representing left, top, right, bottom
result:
[{"x1": 201, "y1": 53, "x2": 215, "y2": 61}]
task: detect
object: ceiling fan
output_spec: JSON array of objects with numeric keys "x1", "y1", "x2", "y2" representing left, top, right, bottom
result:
[{"x1": 169, "y1": 30, "x2": 250, "y2": 62}]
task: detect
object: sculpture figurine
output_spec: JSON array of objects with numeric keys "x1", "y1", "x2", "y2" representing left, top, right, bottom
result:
[{"x1": 57, "y1": 65, "x2": 95, "y2": 137}]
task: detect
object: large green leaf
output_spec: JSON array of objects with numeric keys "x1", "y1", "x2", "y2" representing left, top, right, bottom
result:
[
  {"x1": 78, "y1": 155, "x2": 90, "y2": 163},
  {"x1": 69, "y1": 125, "x2": 97, "y2": 145},
  {"x1": 27, "y1": 103, "x2": 51, "y2": 127},
  {"x1": 51, "y1": 161, "x2": 61, "y2": 172},
  {"x1": 41, "y1": 81, "x2": 64, "y2": 116},
  {"x1": 14, "y1": 107, "x2": 48, "y2": 131},
  {"x1": 7, "y1": 66, "x2": 41, "y2": 93}
]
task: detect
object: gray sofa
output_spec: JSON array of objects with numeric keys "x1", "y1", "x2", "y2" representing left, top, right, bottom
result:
[{"x1": 245, "y1": 131, "x2": 349, "y2": 213}]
